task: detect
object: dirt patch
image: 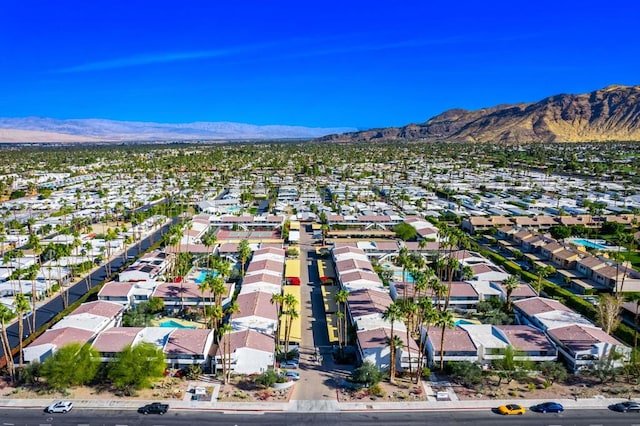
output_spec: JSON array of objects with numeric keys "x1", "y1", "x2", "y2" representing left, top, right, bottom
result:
[
  {"x1": 216, "y1": 375, "x2": 292, "y2": 403},
  {"x1": 1, "y1": 377, "x2": 188, "y2": 400},
  {"x1": 337, "y1": 376, "x2": 427, "y2": 402},
  {"x1": 453, "y1": 374, "x2": 640, "y2": 401}
]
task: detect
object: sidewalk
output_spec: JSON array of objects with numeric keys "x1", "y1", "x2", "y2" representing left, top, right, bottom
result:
[{"x1": 0, "y1": 396, "x2": 626, "y2": 413}]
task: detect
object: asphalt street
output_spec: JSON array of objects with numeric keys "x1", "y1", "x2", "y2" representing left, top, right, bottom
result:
[{"x1": 0, "y1": 408, "x2": 638, "y2": 426}]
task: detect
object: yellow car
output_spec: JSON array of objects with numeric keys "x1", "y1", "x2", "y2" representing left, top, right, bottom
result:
[{"x1": 497, "y1": 404, "x2": 525, "y2": 415}]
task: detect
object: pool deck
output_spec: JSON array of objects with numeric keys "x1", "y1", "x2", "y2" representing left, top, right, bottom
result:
[{"x1": 151, "y1": 317, "x2": 205, "y2": 329}]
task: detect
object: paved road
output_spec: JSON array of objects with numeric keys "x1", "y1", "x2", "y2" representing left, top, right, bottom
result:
[
  {"x1": 291, "y1": 224, "x2": 353, "y2": 402},
  {"x1": 0, "y1": 408, "x2": 636, "y2": 426},
  {"x1": 0, "y1": 218, "x2": 177, "y2": 361}
]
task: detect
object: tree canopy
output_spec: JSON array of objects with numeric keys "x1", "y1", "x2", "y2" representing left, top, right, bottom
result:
[
  {"x1": 107, "y1": 342, "x2": 166, "y2": 391},
  {"x1": 40, "y1": 343, "x2": 100, "y2": 390}
]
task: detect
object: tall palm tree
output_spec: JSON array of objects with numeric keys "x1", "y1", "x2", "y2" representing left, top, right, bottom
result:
[
  {"x1": 0, "y1": 304, "x2": 16, "y2": 380},
  {"x1": 270, "y1": 293, "x2": 284, "y2": 354},
  {"x1": 27, "y1": 232, "x2": 42, "y2": 331},
  {"x1": 401, "y1": 299, "x2": 418, "y2": 379},
  {"x1": 21, "y1": 265, "x2": 38, "y2": 334},
  {"x1": 237, "y1": 239, "x2": 251, "y2": 277},
  {"x1": 13, "y1": 293, "x2": 30, "y2": 367},
  {"x1": 435, "y1": 310, "x2": 455, "y2": 370},
  {"x1": 382, "y1": 301, "x2": 403, "y2": 384},
  {"x1": 534, "y1": 265, "x2": 552, "y2": 297},
  {"x1": 502, "y1": 275, "x2": 520, "y2": 313},
  {"x1": 397, "y1": 246, "x2": 412, "y2": 300},
  {"x1": 282, "y1": 293, "x2": 298, "y2": 354},
  {"x1": 415, "y1": 296, "x2": 438, "y2": 384},
  {"x1": 218, "y1": 323, "x2": 233, "y2": 384},
  {"x1": 334, "y1": 289, "x2": 350, "y2": 351},
  {"x1": 285, "y1": 309, "x2": 299, "y2": 355}
]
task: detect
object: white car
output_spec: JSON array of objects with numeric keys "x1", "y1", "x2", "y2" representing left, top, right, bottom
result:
[
  {"x1": 285, "y1": 371, "x2": 300, "y2": 381},
  {"x1": 46, "y1": 401, "x2": 73, "y2": 413},
  {"x1": 280, "y1": 360, "x2": 299, "y2": 369}
]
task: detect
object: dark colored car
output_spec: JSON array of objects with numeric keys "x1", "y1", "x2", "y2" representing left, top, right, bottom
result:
[
  {"x1": 138, "y1": 402, "x2": 169, "y2": 415},
  {"x1": 611, "y1": 401, "x2": 640, "y2": 412},
  {"x1": 532, "y1": 402, "x2": 564, "y2": 413}
]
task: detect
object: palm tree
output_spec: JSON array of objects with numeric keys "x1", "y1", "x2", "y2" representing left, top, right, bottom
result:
[
  {"x1": 397, "y1": 246, "x2": 412, "y2": 300},
  {"x1": 401, "y1": 299, "x2": 418, "y2": 379},
  {"x1": 201, "y1": 232, "x2": 217, "y2": 268},
  {"x1": 285, "y1": 308, "x2": 299, "y2": 355},
  {"x1": 218, "y1": 323, "x2": 233, "y2": 384},
  {"x1": 503, "y1": 275, "x2": 520, "y2": 313},
  {"x1": 382, "y1": 301, "x2": 403, "y2": 384},
  {"x1": 0, "y1": 304, "x2": 16, "y2": 380},
  {"x1": 435, "y1": 310, "x2": 455, "y2": 370},
  {"x1": 270, "y1": 293, "x2": 284, "y2": 354},
  {"x1": 237, "y1": 239, "x2": 251, "y2": 277},
  {"x1": 282, "y1": 293, "x2": 298, "y2": 354},
  {"x1": 415, "y1": 296, "x2": 438, "y2": 384},
  {"x1": 21, "y1": 265, "x2": 38, "y2": 334},
  {"x1": 13, "y1": 293, "x2": 30, "y2": 367},
  {"x1": 534, "y1": 265, "x2": 552, "y2": 296},
  {"x1": 334, "y1": 289, "x2": 350, "y2": 351},
  {"x1": 335, "y1": 311, "x2": 344, "y2": 351}
]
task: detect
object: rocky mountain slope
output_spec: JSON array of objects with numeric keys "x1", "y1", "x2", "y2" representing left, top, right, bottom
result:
[
  {"x1": 0, "y1": 117, "x2": 356, "y2": 143},
  {"x1": 319, "y1": 85, "x2": 640, "y2": 143}
]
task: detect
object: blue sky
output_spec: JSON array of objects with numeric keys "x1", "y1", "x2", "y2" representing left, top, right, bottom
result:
[{"x1": 1, "y1": 0, "x2": 638, "y2": 129}]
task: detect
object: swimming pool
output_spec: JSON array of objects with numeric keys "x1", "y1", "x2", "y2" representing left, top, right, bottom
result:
[
  {"x1": 158, "y1": 319, "x2": 196, "y2": 329},
  {"x1": 195, "y1": 269, "x2": 219, "y2": 283},
  {"x1": 571, "y1": 239, "x2": 608, "y2": 250},
  {"x1": 393, "y1": 270, "x2": 415, "y2": 283},
  {"x1": 454, "y1": 319, "x2": 474, "y2": 326}
]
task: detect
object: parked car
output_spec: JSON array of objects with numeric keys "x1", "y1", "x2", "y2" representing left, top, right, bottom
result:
[
  {"x1": 284, "y1": 371, "x2": 300, "y2": 381},
  {"x1": 280, "y1": 360, "x2": 299, "y2": 369},
  {"x1": 45, "y1": 401, "x2": 73, "y2": 413},
  {"x1": 137, "y1": 402, "x2": 169, "y2": 415},
  {"x1": 610, "y1": 401, "x2": 640, "y2": 412},
  {"x1": 497, "y1": 404, "x2": 525, "y2": 415},
  {"x1": 532, "y1": 402, "x2": 564, "y2": 413}
]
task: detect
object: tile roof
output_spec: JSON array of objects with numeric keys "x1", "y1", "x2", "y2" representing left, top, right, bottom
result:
[
  {"x1": 547, "y1": 324, "x2": 623, "y2": 352},
  {"x1": 223, "y1": 329, "x2": 274, "y2": 354},
  {"x1": 429, "y1": 326, "x2": 477, "y2": 352},
  {"x1": 164, "y1": 328, "x2": 213, "y2": 356},
  {"x1": 513, "y1": 297, "x2": 573, "y2": 316},
  {"x1": 348, "y1": 289, "x2": 393, "y2": 318},
  {"x1": 232, "y1": 291, "x2": 278, "y2": 321},
  {"x1": 92, "y1": 327, "x2": 143, "y2": 352},
  {"x1": 71, "y1": 301, "x2": 124, "y2": 318},
  {"x1": 29, "y1": 327, "x2": 95, "y2": 348},
  {"x1": 495, "y1": 325, "x2": 556, "y2": 352}
]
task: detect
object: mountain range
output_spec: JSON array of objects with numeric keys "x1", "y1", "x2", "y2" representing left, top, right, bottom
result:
[
  {"x1": 0, "y1": 117, "x2": 356, "y2": 143},
  {"x1": 319, "y1": 85, "x2": 640, "y2": 143}
]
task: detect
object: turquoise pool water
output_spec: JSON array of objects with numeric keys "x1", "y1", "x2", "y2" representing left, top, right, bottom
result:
[
  {"x1": 158, "y1": 319, "x2": 196, "y2": 329},
  {"x1": 454, "y1": 319, "x2": 474, "y2": 326},
  {"x1": 195, "y1": 270, "x2": 219, "y2": 283},
  {"x1": 393, "y1": 270, "x2": 415, "y2": 283},
  {"x1": 572, "y1": 239, "x2": 608, "y2": 250}
]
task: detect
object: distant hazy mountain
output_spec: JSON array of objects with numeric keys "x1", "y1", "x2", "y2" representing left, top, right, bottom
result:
[
  {"x1": 0, "y1": 117, "x2": 357, "y2": 143},
  {"x1": 319, "y1": 85, "x2": 640, "y2": 143}
]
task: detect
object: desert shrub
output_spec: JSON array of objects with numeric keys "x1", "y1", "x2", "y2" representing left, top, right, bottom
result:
[
  {"x1": 351, "y1": 361, "x2": 382, "y2": 385},
  {"x1": 254, "y1": 369, "x2": 278, "y2": 388},
  {"x1": 369, "y1": 383, "x2": 385, "y2": 397},
  {"x1": 421, "y1": 367, "x2": 431, "y2": 379}
]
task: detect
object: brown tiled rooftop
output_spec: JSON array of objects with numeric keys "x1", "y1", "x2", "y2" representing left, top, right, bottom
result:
[
  {"x1": 165, "y1": 329, "x2": 213, "y2": 355},
  {"x1": 72, "y1": 301, "x2": 124, "y2": 318}
]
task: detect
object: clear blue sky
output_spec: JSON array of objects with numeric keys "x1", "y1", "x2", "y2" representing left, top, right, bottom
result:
[{"x1": 1, "y1": 0, "x2": 638, "y2": 129}]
